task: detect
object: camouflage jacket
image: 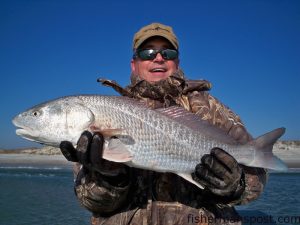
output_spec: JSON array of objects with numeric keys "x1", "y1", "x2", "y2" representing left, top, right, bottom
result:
[{"x1": 74, "y1": 69, "x2": 267, "y2": 225}]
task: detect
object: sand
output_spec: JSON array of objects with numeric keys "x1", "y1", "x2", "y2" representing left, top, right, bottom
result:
[{"x1": 0, "y1": 153, "x2": 73, "y2": 169}]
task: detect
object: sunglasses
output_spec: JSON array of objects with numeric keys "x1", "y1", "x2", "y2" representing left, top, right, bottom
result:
[{"x1": 133, "y1": 49, "x2": 179, "y2": 60}]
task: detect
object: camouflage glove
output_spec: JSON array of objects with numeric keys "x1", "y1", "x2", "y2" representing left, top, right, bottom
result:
[
  {"x1": 60, "y1": 131, "x2": 129, "y2": 186},
  {"x1": 192, "y1": 148, "x2": 245, "y2": 198}
]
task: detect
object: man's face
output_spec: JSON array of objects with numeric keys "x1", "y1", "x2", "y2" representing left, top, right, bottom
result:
[{"x1": 131, "y1": 37, "x2": 179, "y2": 82}]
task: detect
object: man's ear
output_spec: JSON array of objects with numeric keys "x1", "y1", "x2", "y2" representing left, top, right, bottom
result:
[
  {"x1": 175, "y1": 59, "x2": 180, "y2": 70},
  {"x1": 130, "y1": 59, "x2": 136, "y2": 74}
]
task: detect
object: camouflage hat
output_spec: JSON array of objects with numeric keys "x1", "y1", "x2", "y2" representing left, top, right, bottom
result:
[{"x1": 132, "y1": 23, "x2": 179, "y2": 50}]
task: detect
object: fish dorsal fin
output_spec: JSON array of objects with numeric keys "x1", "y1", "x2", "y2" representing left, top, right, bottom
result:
[
  {"x1": 118, "y1": 98, "x2": 210, "y2": 133},
  {"x1": 155, "y1": 106, "x2": 237, "y2": 144},
  {"x1": 156, "y1": 106, "x2": 203, "y2": 128}
]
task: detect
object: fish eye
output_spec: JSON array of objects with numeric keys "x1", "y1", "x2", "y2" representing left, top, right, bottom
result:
[{"x1": 32, "y1": 111, "x2": 40, "y2": 117}]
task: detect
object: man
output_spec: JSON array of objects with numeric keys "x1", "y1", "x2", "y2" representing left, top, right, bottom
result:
[{"x1": 60, "y1": 23, "x2": 267, "y2": 225}]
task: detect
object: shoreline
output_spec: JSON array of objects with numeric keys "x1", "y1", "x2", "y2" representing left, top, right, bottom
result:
[{"x1": 0, "y1": 153, "x2": 73, "y2": 169}]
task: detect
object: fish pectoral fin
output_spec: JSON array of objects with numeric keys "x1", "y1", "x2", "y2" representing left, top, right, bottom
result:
[
  {"x1": 115, "y1": 135, "x2": 135, "y2": 145},
  {"x1": 102, "y1": 138, "x2": 133, "y2": 163},
  {"x1": 177, "y1": 173, "x2": 204, "y2": 189},
  {"x1": 90, "y1": 126, "x2": 135, "y2": 144}
]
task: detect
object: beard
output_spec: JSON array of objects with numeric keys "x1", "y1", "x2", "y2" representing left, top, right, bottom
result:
[{"x1": 128, "y1": 69, "x2": 186, "y2": 102}]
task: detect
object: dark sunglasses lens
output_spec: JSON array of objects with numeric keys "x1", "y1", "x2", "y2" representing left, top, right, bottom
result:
[
  {"x1": 138, "y1": 49, "x2": 156, "y2": 60},
  {"x1": 161, "y1": 49, "x2": 178, "y2": 60},
  {"x1": 137, "y1": 49, "x2": 178, "y2": 60}
]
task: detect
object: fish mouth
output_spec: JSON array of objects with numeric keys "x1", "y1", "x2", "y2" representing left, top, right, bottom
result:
[
  {"x1": 15, "y1": 127, "x2": 39, "y2": 142},
  {"x1": 12, "y1": 119, "x2": 39, "y2": 142}
]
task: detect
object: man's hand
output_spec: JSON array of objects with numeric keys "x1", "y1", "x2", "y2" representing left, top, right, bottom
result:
[
  {"x1": 192, "y1": 148, "x2": 245, "y2": 198},
  {"x1": 60, "y1": 131, "x2": 127, "y2": 177}
]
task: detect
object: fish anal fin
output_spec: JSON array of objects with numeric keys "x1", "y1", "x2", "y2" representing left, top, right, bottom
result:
[{"x1": 177, "y1": 173, "x2": 204, "y2": 189}]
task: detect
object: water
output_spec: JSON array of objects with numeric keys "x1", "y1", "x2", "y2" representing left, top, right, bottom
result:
[
  {"x1": 236, "y1": 170, "x2": 300, "y2": 225},
  {"x1": 0, "y1": 167, "x2": 299, "y2": 225},
  {"x1": 0, "y1": 166, "x2": 90, "y2": 225}
]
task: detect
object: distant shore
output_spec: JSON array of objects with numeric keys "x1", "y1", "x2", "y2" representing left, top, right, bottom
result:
[
  {"x1": 0, "y1": 141, "x2": 299, "y2": 169},
  {"x1": 272, "y1": 141, "x2": 300, "y2": 168},
  {"x1": 0, "y1": 154, "x2": 73, "y2": 169},
  {"x1": 0, "y1": 147, "x2": 73, "y2": 169}
]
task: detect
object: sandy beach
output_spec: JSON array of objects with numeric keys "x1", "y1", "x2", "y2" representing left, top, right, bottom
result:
[
  {"x1": 0, "y1": 147, "x2": 73, "y2": 169},
  {"x1": 0, "y1": 154, "x2": 73, "y2": 169},
  {"x1": 273, "y1": 141, "x2": 300, "y2": 168}
]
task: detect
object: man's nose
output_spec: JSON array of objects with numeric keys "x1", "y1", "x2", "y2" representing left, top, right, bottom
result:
[{"x1": 153, "y1": 53, "x2": 165, "y2": 62}]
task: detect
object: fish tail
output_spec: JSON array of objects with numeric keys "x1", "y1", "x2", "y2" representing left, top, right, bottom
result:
[{"x1": 250, "y1": 127, "x2": 288, "y2": 171}]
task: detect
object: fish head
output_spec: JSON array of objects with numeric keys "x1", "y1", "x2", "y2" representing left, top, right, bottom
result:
[{"x1": 12, "y1": 96, "x2": 95, "y2": 146}]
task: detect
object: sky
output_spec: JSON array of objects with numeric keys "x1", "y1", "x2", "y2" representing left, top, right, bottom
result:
[{"x1": 0, "y1": 0, "x2": 299, "y2": 149}]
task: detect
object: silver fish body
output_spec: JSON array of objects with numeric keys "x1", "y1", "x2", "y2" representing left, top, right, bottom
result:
[{"x1": 12, "y1": 95, "x2": 287, "y2": 188}]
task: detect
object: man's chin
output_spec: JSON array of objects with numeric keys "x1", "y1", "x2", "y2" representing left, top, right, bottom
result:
[{"x1": 147, "y1": 72, "x2": 170, "y2": 82}]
